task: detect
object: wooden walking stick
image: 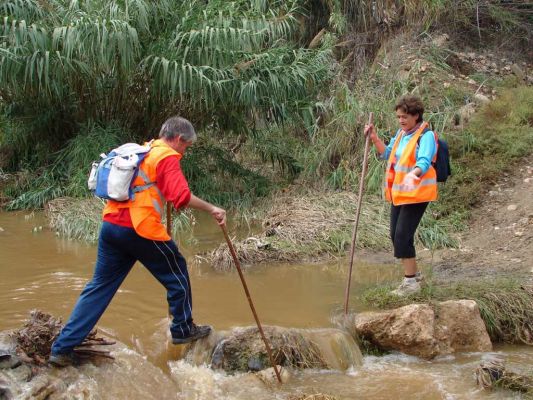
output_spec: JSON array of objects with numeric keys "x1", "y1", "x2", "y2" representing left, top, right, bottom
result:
[
  {"x1": 166, "y1": 203, "x2": 173, "y2": 320},
  {"x1": 343, "y1": 112, "x2": 374, "y2": 315},
  {"x1": 166, "y1": 202, "x2": 172, "y2": 236},
  {"x1": 220, "y1": 223, "x2": 283, "y2": 384}
]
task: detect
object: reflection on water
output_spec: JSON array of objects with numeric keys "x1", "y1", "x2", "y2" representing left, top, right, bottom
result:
[{"x1": 1, "y1": 211, "x2": 531, "y2": 399}]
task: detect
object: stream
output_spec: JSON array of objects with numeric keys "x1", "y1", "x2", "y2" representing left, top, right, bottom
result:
[{"x1": 0, "y1": 211, "x2": 531, "y2": 399}]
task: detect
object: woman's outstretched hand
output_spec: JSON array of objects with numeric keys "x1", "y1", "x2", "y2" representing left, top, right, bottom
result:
[{"x1": 400, "y1": 171, "x2": 421, "y2": 191}]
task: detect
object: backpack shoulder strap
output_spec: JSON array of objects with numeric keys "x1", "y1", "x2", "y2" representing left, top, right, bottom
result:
[{"x1": 416, "y1": 127, "x2": 438, "y2": 163}]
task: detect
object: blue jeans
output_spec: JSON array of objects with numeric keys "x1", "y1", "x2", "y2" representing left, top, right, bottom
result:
[{"x1": 51, "y1": 222, "x2": 193, "y2": 354}]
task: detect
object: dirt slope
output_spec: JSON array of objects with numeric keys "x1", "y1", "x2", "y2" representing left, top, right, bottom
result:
[{"x1": 428, "y1": 155, "x2": 533, "y2": 283}]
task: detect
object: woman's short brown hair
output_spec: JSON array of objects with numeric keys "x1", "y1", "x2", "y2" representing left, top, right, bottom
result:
[{"x1": 394, "y1": 95, "x2": 424, "y2": 123}]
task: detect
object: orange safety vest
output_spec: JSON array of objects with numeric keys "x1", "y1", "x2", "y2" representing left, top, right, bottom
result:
[
  {"x1": 384, "y1": 122, "x2": 438, "y2": 205},
  {"x1": 103, "y1": 139, "x2": 181, "y2": 241}
]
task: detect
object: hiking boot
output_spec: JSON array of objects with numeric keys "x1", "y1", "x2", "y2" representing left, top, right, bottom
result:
[
  {"x1": 172, "y1": 324, "x2": 212, "y2": 345},
  {"x1": 391, "y1": 278, "x2": 421, "y2": 297},
  {"x1": 48, "y1": 352, "x2": 80, "y2": 367}
]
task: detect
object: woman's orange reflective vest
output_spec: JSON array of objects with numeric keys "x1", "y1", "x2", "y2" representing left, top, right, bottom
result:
[
  {"x1": 384, "y1": 122, "x2": 438, "y2": 205},
  {"x1": 103, "y1": 139, "x2": 181, "y2": 241}
]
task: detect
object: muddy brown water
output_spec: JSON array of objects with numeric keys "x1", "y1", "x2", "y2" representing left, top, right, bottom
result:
[{"x1": 1, "y1": 211, "x2": 532, "y2": 399}]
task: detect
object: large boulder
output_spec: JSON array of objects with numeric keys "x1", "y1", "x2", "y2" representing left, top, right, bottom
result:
[
  {"x1": 354, "y1": 300, "x2": 492, "y2": 359},
  {"x1": 203, "y1": 326, "x2": 362, "y2": 373},
  {"x1": 433, "y1": 300, "x2": 492, "y2": 353}
]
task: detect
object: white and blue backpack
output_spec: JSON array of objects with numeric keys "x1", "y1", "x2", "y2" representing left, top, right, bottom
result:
[{"x1": 88, "y1": 142, "x2": 154, "y2": 201}]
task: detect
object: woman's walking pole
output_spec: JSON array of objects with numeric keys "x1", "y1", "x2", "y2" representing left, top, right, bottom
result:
[
  {"x1": 344, "y1": 112, "x2": 374, "y2": 315},
  {"x1": 220, "y1": 223, "x2": 283, "y2": 384}
]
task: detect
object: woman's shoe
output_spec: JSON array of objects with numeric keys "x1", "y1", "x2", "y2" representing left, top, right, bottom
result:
[{"x1": 391, "y1": 278, "x2": 421, "y2": 296}]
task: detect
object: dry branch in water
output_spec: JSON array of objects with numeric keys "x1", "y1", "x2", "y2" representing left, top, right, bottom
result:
[
  {"x1": 12, "y1": 310, "x2": 115, "y2": 364},
  {"x1": 475, "y1": 357, "x2": 533, "y2": 394}
]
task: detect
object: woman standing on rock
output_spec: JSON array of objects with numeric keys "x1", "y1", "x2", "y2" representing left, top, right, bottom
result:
[{"x1": 365, "y1": 95, "x2": 438, "y2": 296}]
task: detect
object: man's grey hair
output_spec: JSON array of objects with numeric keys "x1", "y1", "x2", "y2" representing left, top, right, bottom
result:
[{"x1": 159, "y1": 116, "x2": 197, "y2": 142}]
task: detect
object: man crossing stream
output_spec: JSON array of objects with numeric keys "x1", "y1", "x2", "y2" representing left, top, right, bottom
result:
[{"x1": 49, "y1": 117, "x2": 226, "y2": 367}]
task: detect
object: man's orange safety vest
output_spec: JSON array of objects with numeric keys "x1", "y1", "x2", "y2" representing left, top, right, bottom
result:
[
  {"x1": 384, "y1": 122, "x2": 438, "y2": 205},
  {"x1": 103, "y1": 139, "x2": 181, "y2": 241}
]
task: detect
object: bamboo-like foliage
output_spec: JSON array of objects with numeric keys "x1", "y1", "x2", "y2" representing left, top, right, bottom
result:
[
  {"x1": 0, "y1": 0, "x2": 334, "y2": 134},
  {"x1": 0, "y1": 0, "x2": 336, "y2": 208},
  {"x1": 0, "y1": 0, "x2": 45, "y2": 21}
]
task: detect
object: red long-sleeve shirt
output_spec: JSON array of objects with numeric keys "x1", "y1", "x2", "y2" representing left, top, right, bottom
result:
[{"x1": 103, "y1": 155, "x2": 191, "y2": 227}]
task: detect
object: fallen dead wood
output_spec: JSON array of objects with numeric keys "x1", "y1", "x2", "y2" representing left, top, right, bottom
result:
[
  {"x1": 475, "y1": 357, "x2": 533, "y2": 394},
  {"x1": 11, "y1": 310, "x2": 115, "y2": 365}
]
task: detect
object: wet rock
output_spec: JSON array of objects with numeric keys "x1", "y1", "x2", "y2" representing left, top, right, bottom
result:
[
  {"x1": 211, "y1": 327, "x2": 327, "y2": 372},
  {"x1": 354, "y1": 300, "x2": 492, "y2": 359},
  {"x1": 247, "y1": 356, "x2": 264, "y2": 371},
  {"x1": 209, "y1": 327, "x2": 361, "y2": 373},
  {"x1": 354, "y1": 304, "x2": 439, "y2": 359}
]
